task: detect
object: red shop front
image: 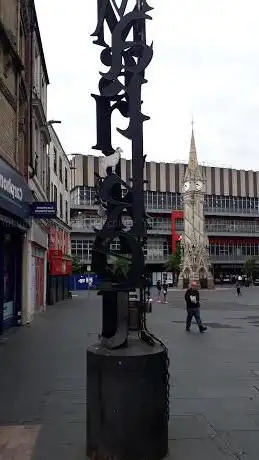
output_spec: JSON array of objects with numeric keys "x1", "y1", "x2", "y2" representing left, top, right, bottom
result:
[
  {"x1": 48, "y1": 249, "x2": 72, "y2": 276},
  {"x1": 171, "y1": 210, "x2": 184, "y2": 254},
  {"x1": 47, "y1": 227, "x2": 72, "y2": 304}
]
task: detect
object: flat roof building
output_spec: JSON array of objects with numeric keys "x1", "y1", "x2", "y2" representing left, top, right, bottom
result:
[{"x1": 70, "y1": 140, "x2": 259, "y2": 283}]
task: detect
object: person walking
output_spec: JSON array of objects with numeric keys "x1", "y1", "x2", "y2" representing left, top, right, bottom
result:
[
  {"x1": 156, "y1": 280, "x2": 162, "y2": 302},
  {"x1": 162, "y1": 280, "x2": 168, "y2": 303},
  {"x1": 185, "y1": 281, "x2": 207, "y2": 333},
  {"x1": 236, "y1": 279, "x2": 241, "y2": 296}
]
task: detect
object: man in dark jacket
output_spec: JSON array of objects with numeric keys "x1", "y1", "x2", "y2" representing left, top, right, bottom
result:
[
  {"x1": 156, "y1": 280, "x2": 162, "y2": 302},
  {"x1": 185, "y1": 281, "x2": 207, "y2": 333}
]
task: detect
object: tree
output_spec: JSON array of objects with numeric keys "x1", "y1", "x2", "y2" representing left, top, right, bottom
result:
[
  {"x1": 110, "y1": 254, "x2": 131, "y2": 279},
  {"x1": 244, "y1": 257, "x2": 257, "y2": 279},
  {"x1": 72, "y1": 256, "x2": 83, "y2": 274},
  {"x1": 165, "y1": 243, "x2": 182, "y2": 284}
]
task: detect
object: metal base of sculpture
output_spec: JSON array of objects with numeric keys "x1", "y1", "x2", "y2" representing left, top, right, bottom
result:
[{"x1": 87, "y1": 339, "x2": 168, "y2": 460}]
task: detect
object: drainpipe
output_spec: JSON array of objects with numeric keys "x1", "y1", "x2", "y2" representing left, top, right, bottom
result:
[
  {"x1": 29, "y1": 0, "x2": 34, "y2": 169},
  {"x1": 15, "y1": 0, "x2": 21, "y2": 167}
]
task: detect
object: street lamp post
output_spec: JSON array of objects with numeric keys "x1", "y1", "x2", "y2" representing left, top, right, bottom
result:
[
  {"x1": 87, "y1": 1, "x2": 169, "y2": 459},
  {"x1": 47, "y1": 120, "x2": 62, "y2": 125}
]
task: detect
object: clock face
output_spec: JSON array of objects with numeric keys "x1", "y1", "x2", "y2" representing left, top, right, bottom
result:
[
  {"x1": 183, "y1": 181, "x2": 190, "y2": 192},
  {"x1": 195, "y1": 180, "x2": 203, "y2": 191}
]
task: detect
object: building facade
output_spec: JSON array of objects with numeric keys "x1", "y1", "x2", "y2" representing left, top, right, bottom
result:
[
  {"x1": 47, "y1": 124, "x2": 72, "y2": 304},
  {"x1": 70, "y1": 144, "x2": 259, "y2": 283},
  {"x1": 23, "y1": 2, "x2": 50, "y2": 323},
  {"x1": 0, "y1": 0, "x2": 35, "y2": 332}
]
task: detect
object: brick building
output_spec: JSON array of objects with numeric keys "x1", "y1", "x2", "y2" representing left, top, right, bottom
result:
[{"x1": 0, "y1": 0, "x2": 36, "y2": 332}]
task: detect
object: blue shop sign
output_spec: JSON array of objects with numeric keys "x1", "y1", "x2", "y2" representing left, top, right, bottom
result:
[
  {"x1": 0, "y1": 157, "x2": 33, "y2": 220},
  {"x1": 30, "y1": 202, "x2": 57, "y2": 219}
]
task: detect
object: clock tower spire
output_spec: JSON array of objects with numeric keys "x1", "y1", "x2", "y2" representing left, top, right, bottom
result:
[{"x1": 178, "y1": 125, "x2": 214, "y2": 289}]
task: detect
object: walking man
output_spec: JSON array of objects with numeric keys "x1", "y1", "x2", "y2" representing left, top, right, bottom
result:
[
  {"x1": 162, "y1": 280, "x2": 168, "y2": 303},
  {"x1": 236, "y1": 279, "x2": 241, "y2": 296},
  {"x1": 156, "y1": 280, "x2": 162, "y2": 302},
  {"x1": 185, "y1": 281, "x2": 207, "y2": 333}
]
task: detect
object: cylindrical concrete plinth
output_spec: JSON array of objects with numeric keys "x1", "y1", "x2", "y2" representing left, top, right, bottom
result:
[{"x1": 87, "y1": 339, "x2": 168, "y2": 460}]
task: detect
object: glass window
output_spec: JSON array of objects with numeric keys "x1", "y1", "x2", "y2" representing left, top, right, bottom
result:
[
  {"x1": 59, "y1": 157, "x2": 63, "y2": 182},
  {"x1": 65, "y1": 167, "x2": 68, "y2": 190},
  {"x1": 59, "y1": 193, "x2": 63, "y2": 218},
  {"x1": 53, "y1": 148, "x2": 57, "y2": 174},
  {"x1": 65, "y1": 200, "x2": 68, "y2": 223},
  {"x1": 53, "y1": 185, "x2": 57, "y2": 203}
]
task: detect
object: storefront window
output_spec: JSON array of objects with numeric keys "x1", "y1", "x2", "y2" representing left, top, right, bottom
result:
[{"x1": 3, "y1": 234, "x2": 15, "y2": 323}]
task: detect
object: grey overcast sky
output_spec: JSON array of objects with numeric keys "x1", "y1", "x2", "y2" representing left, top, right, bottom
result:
[{"x1": 35, "y1": 0, "x2": 259, "y2": 170}]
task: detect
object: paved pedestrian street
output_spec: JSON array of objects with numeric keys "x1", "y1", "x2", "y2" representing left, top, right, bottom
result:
[{"x1": 1, "y1": 287, "x2": 259, "y2": 459}]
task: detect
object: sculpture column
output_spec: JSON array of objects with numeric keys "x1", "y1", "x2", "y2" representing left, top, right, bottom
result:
[{"x1": 86, "y1": 1, "x2": 169, "y2": 459}]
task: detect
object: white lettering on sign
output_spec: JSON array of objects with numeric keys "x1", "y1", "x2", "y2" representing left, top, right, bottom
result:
[{"x1": 0, "y1": 174, "x2": 23, "y2": 201}]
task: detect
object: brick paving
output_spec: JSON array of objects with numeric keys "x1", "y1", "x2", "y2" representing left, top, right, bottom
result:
[{"x1": 0, "y1": 287, "x2": 259, "y2": 458}]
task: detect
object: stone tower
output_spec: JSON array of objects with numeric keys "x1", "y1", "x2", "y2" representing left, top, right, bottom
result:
[{"x1": 178, "y1": 128, "x2": 214, "y2": 289}]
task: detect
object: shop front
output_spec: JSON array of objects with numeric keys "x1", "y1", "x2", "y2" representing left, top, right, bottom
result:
[
  {"x1": 0, "y1": 157, "x2": 33, "y2": 334},
  {"x1": 47, "y1": 226, "x2": 72, "y2": 304},
  {"x1": 31, "y1": 244, "x2": 45, "y2": 312}
]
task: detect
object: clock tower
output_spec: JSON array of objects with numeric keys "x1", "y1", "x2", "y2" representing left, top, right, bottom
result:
[{"x1": 178, "y1": 127, "x2": 214, "y2": 289}]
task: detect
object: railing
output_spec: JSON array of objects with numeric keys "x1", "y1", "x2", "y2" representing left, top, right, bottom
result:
[
  {"x1": 206, "y1": 223, "x2": 259, "y2": 234},
  {"x1": 71, "y1": 198, "x2": 259, "y2": 217},
  {"x1": 209, "y1": 253, "x2": 250, "y2": 262},
  {"x1": 71, "y1": 217, "x2": 259, "y2": 236},
  {"x1": 71, "y1": 254, "x2": 169, "y2": 264},
  {"x1": 71, "y1": 251, "x2": 258, "y2": 265},
  {"x1": 205, "y1": 207, "x2": 259, "y2": 216},
  {"x1": 71, "y1": 217, "x2": 172, "y2": 233}
]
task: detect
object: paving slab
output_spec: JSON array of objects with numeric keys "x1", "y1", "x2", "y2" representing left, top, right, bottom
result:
[
  {"x1": 0, "y1": 289, "x2": 259, "y2": 458},
  {"x1": 168, "y1": 438, "x2": 229, "y2": 460}
]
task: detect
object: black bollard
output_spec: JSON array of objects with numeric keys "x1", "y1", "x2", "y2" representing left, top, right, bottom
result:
[{"x1": 87, "y1": 339, "x2": 168, "y2": 460}]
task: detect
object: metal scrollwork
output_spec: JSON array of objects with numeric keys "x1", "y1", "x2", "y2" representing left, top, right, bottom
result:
[{"x1": 91, "y1": 0, "x2": 153, "y2": 348}]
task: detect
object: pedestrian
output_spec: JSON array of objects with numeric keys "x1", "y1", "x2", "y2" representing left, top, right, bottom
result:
[
  {"x1": 185, "y1": 281, "x2": 207, "y2": 333},
  {"x1": 162, "y1": 281, "x2": 168, "y2": 303},
  {"x1": 236, "y1": 280, "x2": 241, "y2": 296},
  {"x1": 156, "y1": 280, "x2": 162, "y2": 302}
]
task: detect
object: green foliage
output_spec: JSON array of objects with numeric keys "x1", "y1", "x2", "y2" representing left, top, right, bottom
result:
[
  {"x1": 244, "y1": 257, "x2": 257, "y2": 278},
  {"x1": 72, "y1": 256, "x2": 82, "y2": 274},
  {"x1": 111, "y1": 254, "x2": 131, "y2": 278},
  {"x1": 165, "y1": 243, "x2": 182, "y2": 274}
]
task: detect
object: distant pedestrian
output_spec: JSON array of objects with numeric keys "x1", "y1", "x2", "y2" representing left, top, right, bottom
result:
[
  {"x1": 162, "y1": 281, "x2": 168, "y2": 303},
  {"x1": 236, "y1": 280, "x2": 241, "y2": 296},
  {"x1": 156, "y1": 280, "x2": 162, "y2": 302},
  {"x1": 185, "y1": 281, "x2": 207, "y2": 333}
]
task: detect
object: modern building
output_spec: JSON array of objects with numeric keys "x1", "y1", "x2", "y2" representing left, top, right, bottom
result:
[
  {"x1": 0, "y1": 0, "x2": 35, "y2": 333},
  {"x1": 70, "y1": 137, "x2": 259, "y2": 283},
  {"x1": 47, "y1": 124, "x2": 72, "y2": 304}
]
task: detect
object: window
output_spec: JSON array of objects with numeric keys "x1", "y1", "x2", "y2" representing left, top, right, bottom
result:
[
  {"x1": 59, "y1": 157, "x2": 63, "y2": 183},
  {"x1": 60, "y1": 193, "x2": 63, "y2": 219},
  {"x1": 65, "y1": 200, "x2": 68, "y2": 223},
  {"x1": 53, "y1": 148, "x2": 57, "y2": 174},
  {"x1": 65, "y1": 167, "x2": 68, "y2": 190},
  {"x1": 71, "y1": 239, "x2": 93, "y2": 262},
  {"x1": 34, "y1": 153, "x2": 39, "y2": 176},
  {"x1": 53, "y1": 185, "x2": 57, "y2": 203}
]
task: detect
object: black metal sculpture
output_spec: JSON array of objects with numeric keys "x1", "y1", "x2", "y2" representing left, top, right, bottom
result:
[
  {"x1": 91, "y1": 0, "x2": 153, "y2": 348},
  {"x1": 87, "y1": 3, "x2": 169, "y2": 458}
]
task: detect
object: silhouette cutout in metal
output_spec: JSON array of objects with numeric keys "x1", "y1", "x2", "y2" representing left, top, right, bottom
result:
[{"x1": 91, "y1": 0, "x2": 153, "y2": 349}]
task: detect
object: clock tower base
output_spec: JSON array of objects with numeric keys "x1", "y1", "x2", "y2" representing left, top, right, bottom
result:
[{"x1": 178, "y1": 266, "x2": 215, "y2": 290}]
